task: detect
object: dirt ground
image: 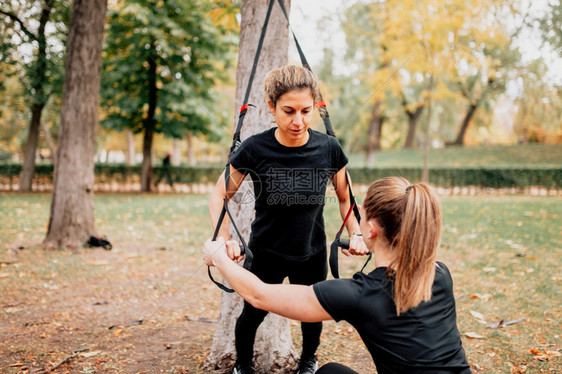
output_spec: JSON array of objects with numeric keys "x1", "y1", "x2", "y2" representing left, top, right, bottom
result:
[{"x1": 0, "y1": 239, "x2": 374, "y2": 373}]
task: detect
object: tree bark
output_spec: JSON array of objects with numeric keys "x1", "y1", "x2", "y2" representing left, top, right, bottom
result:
[
  {"x1": 125, "y1": 128, "x2": 135, "y2": 165},
  {"x1": 19, "y1": 103, "x2": 44, "y2": 191},
  {"x1": 141, "y1": 46, "x2": 158, "y2": 192},
  {"x1": 18, "y1": 0, "x2": 53, "y2": 192},
  {"x1": 365, "y1": 100, "x2": 384, "y2": 165},
  {"x1": 451, "y1": 102, "x2": 478, "y2": 146},
  {"x1": 185, "y1": 131, "x2": 195, "y2": 166},
  {"x1": 203, "y1": 1, "x2": 297, "y2": 373},
  {"x1": 171, "y1": 138, "x2": 180, "y2": 166},
  {"x1": 40, "y1": 120, "x2": 57, "y2": 167},
  {"x1": 44, "y1": 0, "x2": 108, "y2": 250},
  {"x1": 404, "y1": 104, "x2": 424, "y2": 149}
]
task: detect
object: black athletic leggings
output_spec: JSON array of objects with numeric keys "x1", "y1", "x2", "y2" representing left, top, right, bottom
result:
[{"x1": 235, "y1": 249, "x2": 328, "y2": 365}]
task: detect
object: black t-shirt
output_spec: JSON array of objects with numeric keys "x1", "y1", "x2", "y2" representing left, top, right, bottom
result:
[
  {"x1": 230, "y1": 128, "x2": 348, "y2": 260},
  {"x1": 313, "y1": 262, "x2": 471, "y2": 374}
]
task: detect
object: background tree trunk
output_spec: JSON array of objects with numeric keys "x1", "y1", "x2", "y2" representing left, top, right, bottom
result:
[
  {"x1": 40, "y1": 120, "x2": 57, "y2": 167},
  {"x1": 172, "y1": 138, "x2": 181, "y2": 166},
  {"x1": 365, "y1": 100, "x2": 384, "y2": 165},
  {"x1": 404, "y1": 105, "x2": 424, "y2": 149},
  {"x1": 18, "y1": 0, "x2": 53, "y2": 192},
  {"x1": 125, "y1": 129, "x2": 135, "y2": 165},
  {"x1": 43, "y1": 0, "x2": 107, "y2": 250},
  {"x1": 141, "y1": 46, "x2": 158, "y2": 192},
  {"x1": 19, "y1": 104, "x2": 44, "y2": 191},
  {"x1": 203, "y1": 1, "x2": 297, "y2": 373},
  {"x1": 451, "y1": 102, "x2": 478, "y2": 146},
  {"x1": 185, "y1": 131, "x2": 196, "y2": 166}
]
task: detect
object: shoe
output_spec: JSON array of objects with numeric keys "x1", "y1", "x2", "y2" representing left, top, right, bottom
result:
[
  {"x1": 297, "y1": 354, "x2": 318, "y2": 374},
  {"x1": 232, "y1": 362, "x2": 255, "y2": 374}
]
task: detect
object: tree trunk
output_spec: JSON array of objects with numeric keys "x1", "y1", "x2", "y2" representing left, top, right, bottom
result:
[
  {"x1": 451, "y1": 103, "x2": 478, "y2": 146},
  {"x1": 125, "y1": 128, "x2": 135, "y2": 165},
  {"x1": 40, "y1": 121, "x2": 57, "y2": 167},
  {"x1": 141, "y1": 46, "x2": 158, "y2": 192},
  {"x1": 18, "y1": 1, "x2": 53, "y2": 192},
  {"x1": 203, "y1": 1, "x2": 297, "y2": 373},
  {"x1": 365, "y1": 100, "x2": 384, "y2": 165},
  {"x1": 404, "y1": 105, "x2": 424, "y2": 149},
  {"x1": 171, "y1": 138, "x2": 181, "y2": 166},
  {"x1": 19, "y1": 103, "x2": 44, "y2": 191},
  {"x1": 185, "y1": 131, "x2": 196, "y2": 166},
  {"x1": 422, "y1": 75, "x2": 434, "y2": 183},
  {"x1": 43, "y1": 0, "x2": 108, "y2": 250}
]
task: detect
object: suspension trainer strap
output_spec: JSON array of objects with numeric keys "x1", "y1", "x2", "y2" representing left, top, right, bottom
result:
[
  {"x1": 329, "y1": 172, "x2": 371, "y2": 278},
  {"x1": 275, "y1": 0, "x2": 336, "y2": 137},
  {"x1": 209, "y1": 0, "x2": 275, "y2": 293},
  {"x1": 231, "y1": 0, "x2": 276, "y2": 155}
]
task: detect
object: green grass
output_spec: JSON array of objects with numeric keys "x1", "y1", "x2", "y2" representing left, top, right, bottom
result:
[
  {"x1": 347, "y1": 143, "x2": 562, "y2": 168},
  {"x1": 1, "y1": 192, "x2": 560, "y2": 373}
]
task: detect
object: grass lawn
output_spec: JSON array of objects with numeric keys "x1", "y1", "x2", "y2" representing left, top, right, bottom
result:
[
  {"x1": 347, "y1": 143, "x2": 562, "y2": 168},
  {"x1": 1, "y1": 192, "x2": 560, "y2": 373}
]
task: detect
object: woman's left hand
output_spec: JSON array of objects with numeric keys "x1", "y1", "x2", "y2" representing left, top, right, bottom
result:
[{"x1": 342, "y1": 234, "x2": 369, "y2": 257}]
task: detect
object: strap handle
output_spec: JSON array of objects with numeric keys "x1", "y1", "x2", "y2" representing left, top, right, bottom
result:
[
  {"x1": 209, "y1": 166, "x2": 254, "y2": 293},
  {"x1": 329, "y1": 172, "x2": 370, "y2": 278}
]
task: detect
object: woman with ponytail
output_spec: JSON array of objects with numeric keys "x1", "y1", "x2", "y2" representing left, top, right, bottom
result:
[{"x1": 205, "y1": 177, "x2": 471, "y2": 373}]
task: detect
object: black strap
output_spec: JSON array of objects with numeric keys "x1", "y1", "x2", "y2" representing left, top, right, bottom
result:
[
  {"x1": 230, "y1": 0, "x2": 276, "y2": 154},
  {"x1": 208, "y1": 0, "x2": 275, "y2": 292},
  {"x1": 329, "y1": 172, "x2": 371, "y2": 278}
]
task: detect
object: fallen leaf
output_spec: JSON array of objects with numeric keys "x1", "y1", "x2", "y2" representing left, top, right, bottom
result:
[
  {"x1": 80, "y1": 351, "x2": 101, "y2": 357},
  {"x1": 470, "y1": 293, "x2": 493, "y2": 301},
  {"x1": 470, "y1": 310, "x2": 485, "y2": 320},
  {"x1": 545, "y1": 350, "x2": 561, "y2": 356},
  {"x1": 464, "y1": 332, "x2": 485, "y2": 339}
]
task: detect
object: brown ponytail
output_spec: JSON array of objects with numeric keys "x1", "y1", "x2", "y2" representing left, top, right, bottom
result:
[{"x1": 362, "y1": 177, "x2": 442, "y2": 315}]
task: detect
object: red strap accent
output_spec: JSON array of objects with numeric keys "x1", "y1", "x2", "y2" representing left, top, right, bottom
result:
[
  {"x1": 316, "y1": 100, "x2": 326, "y2": 108},
  {"x1": 240, "y1": 103, "x2": 248, "y2": 112},
  {"x1": 338, "y1": 203, "x2": 355, "y2": 232}
]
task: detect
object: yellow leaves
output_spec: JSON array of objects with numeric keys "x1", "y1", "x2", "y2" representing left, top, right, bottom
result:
[
  {"x1": 206, "y1": 2, "x2": 239, "y2": 32},
  {"x1": 464, "y1": 331, "x2": 485, "y2": 339}
]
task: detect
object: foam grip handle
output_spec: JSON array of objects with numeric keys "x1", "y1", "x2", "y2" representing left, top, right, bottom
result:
[{"x1": 338, "y1": 238, "x2": 350, "y2": 249}]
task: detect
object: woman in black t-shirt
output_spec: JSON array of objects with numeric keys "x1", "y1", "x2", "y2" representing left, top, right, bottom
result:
[
  {"x1": 209, "y1": 65, "x2": 368, "y2": 374},
  {"x1": 205, "y1": 177, "x2": 472, "y2": 374}
]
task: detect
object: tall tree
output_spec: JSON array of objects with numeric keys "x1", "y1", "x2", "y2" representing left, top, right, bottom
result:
[
  {"x1": 339, "y1": 0, "x2": 516, "y2": 150},
  {"x1": 101, "y1": 0, "x2": 234, "y2": 192},
  {"x1": 0, "y1": 0, "x2": 69, "y2": 191},
  {"x1": 203, "y1": 1, "x2": 297, "y2": 372},
  {"x1": 43, "y1": 0, "x2": 107, "y2": 250}
]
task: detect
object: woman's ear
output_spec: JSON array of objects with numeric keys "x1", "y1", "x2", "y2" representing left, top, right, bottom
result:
[
  {"x1": 267, "y1": 100, "x2": 275, "y2": 114},
  {"x1": 367, "y1": 220, "x2": 379, "y2": 240}
]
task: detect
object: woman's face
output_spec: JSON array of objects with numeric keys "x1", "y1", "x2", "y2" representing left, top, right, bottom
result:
[{"x1": 268, "y1": 88, "x2": 314, "y2": 147}]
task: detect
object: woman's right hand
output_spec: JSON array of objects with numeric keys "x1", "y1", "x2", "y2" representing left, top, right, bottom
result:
[{"x1": 203, "y1": 237, "x2": 244, "y2": 266}]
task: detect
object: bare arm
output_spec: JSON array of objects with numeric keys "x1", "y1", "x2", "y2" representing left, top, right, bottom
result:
[
  {"x1": 332, "y1": 168, "x2": 368, "y2": 256},
  {"x1": 209, "y1": 166, "x2": 246, "y2": 259},
  {"x1": 204, "y1": 238, "x2": 333, "y2": 323}
]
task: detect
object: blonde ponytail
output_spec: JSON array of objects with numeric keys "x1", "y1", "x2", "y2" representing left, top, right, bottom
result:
[{"x1": 362, "y1": 177, "x2": 442, "y2": 315}]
